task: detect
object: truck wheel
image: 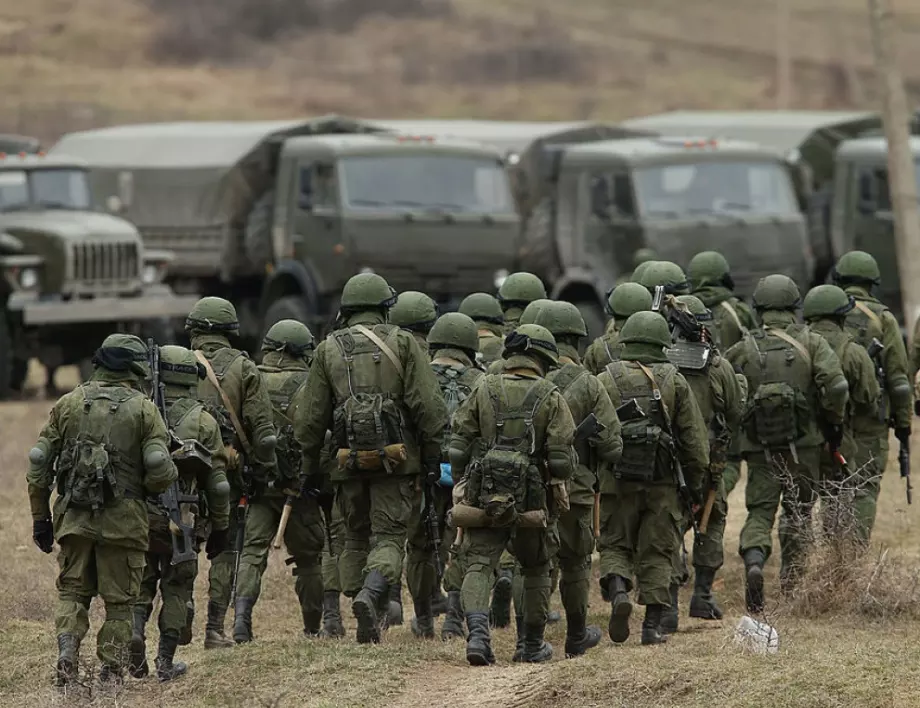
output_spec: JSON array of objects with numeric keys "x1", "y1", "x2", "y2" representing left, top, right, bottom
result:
[
  {"x1": 0, "y1": 314, "x2": 11, "y2": 399},
  {"x1": 261, "y1": 295, "x2": 311, "y2": 342},
  {"x1": 576, "y1": 302, "x2": 606, "y2": 342},
  {"x1": 245, "y1": 190, "x2": 275, "y2": 271}
]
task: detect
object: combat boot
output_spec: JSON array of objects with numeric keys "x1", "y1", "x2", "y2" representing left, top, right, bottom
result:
[
  {"x1": 607, "y1": 575, "x2": 632, "y2": 644},
  {"x1": 178, "y1": 601, "x2": 194, "y2": 646},
  {"x1": 353, "y1": 570, "x2": 389, "y2": 644},
  {"x1": 440, "y1": 591, "x2": 465, "y2": 640},
  {"x1": 127, "y1": 608, "x2": 149, "y2": 679},
  {"x1": 204, "y1": 601, "x2": 235, "y2": 649},
  {"x1": 689, "y1": 567, "x2": 723, "y2": 620},
  {"x1": 743, "y1": 549, "x2": 766, "y2": 614},
  {"x1": 320, "y1": 591, "x2": 345, "y2": 638},
  {"x1": 232, "y1": 597, "x2": 256, "y2": 644},
  {"x1": 301, "y1": 604, "x2": 322, "y2": 638},
  {"x1": 55, "y1": 634, "x2": 80, "y2": 688},
  {"x1": 640, "y1": 604, "x2": 668, "y2": 646},
  {"x1": 490, "y1": 568, "x2": 513, "y2": 628},
  {"x1": 464, "y1": 612, "x2": 495, "y2": 666},
  {"x1": 98, "y1": 665, "x2": 123, "y2": 686},
  {"x1": 659, "y1": 583, "x2": 679, "y2": 634},
  {"x1": 155, "y1": 632, "x2": 188, "y2": 683},
  {"x1": 516, "y1": 622, "x2": 553, "y2": 663},
  {"x1": 564, "y1": 611, "x2": 602, "y2": 658},
  {"x1": 410, "y1": 597, "x2": 435, "y2": 639},
  {"x1": 512, "y1": 615, "x2": 525, "y2": 662},
  {"x1": 387, "y1": 580, "x2": 404, "y2": 626}
]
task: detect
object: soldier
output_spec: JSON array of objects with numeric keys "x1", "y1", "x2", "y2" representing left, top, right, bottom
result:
[
  {"x1": 584, "y1": 283, "x2": 654, "y2": 375},
  {"x1": 450, "y1": 324, "x2": 576, "y2": 665},
  {"x1": 634, "y1": 260, "x2": 691, "y2": 297},
  {"x1": 596, "y1": 312, "x2": 709, "y2": 646},
  {"x1": 536, "y1": 301, "x2": 623, "y2": 656},
  {"x1": 129, "y1": 345, "x2": 231, "y2": 681},
  {"x1": 725, "y1": 275, "x2": 848, "y2": 611},
  {"x1": 832, "y1": 251, "x2": 913, "y2": 537},
  {"x1": 497, "y1": 272, "x2": 548, "y2": 333},
  {"x1": 295, "y1": 273, "x2": 448, "y2": 644},
  {"x1": 390, "y1": 290, "x2": 439, "y2": 357},
  {"x1": 27, "y1": 334, "x2": 178, "y2": 685},
  {"x1": 459, "y1": 292, "x2": 505, "y2": 367},
  {"x1": 619, "y1": 247, "x2": 658, "y2": 284},
  {"x1": 660, "y1": 296, "x2": 744, "y2": 631},
  {"x1": 233, "y1": 320, "x2": 326, "y2": 642},
  {"x1": 802, "y1": 285, "x2": 880, "y2": 540},
  {"x1": 630, "y1": 260, "x2": 657, "y2": 286},
  {"x1": 407, "y1": 312, "x2": 486, "y2": 640},
  {"x1": 184, "y1": 296, "x2": 277, "y2": 649}
]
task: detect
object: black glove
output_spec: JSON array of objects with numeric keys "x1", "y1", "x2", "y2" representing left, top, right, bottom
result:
[
  {"x1": 915, "y1": 400, "x2": 920, "y2": 417},
  {"x1": 33, "y1": 518, "x2": 54, "y2": 554},
  {"x1": 896, "y1": 427, "x2": 912, "y2": 447},
  {"x1": 205, "y1": 527, "x2": 229, "y2": 560},
  {"x1": 823, "y1": 423, "x2": 843, "y2": 450}
]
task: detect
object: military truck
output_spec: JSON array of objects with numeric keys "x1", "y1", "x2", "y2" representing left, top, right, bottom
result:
[
  {"x1": 621, "y1": 111, "x2": 880, "y2": 286},
  {"x1": 0, "y1": 153, "x2": 198, "y2": 398},
  {"x1": 52, "y1": 117, "x2": 521, "y2": 345}
]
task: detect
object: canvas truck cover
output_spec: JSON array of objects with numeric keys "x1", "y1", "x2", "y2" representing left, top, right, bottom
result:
[{"x1": 622, "y1": 110, "x2": 879, "y2": 185}]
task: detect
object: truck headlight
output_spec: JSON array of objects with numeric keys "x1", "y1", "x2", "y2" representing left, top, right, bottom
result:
[
  {"x1": 494, "y1": 268, "x2": 509, "y2": 291},
  {"x1": 19, "y1": 267, "x2": 39, "y2": 290},
  {"x1": 142, "y1": 263, "x2": 161, "y2": 285}
]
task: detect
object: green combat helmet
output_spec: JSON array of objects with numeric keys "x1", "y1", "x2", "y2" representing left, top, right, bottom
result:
[
  {"x1": 618, "y1": 311, "x2": 673, "y2": 349},
  {"x1": 459, "y1": 292, "x2": 504, "y2": 326},
  {"x1": 503, "y1": 324, "x2": 559, "y2": 366},
  {"x1": 159, "y1": 345, "x2": 204, "y2": 388},
  {"x1": 607, "y1": 282, "x2": 654, "y2": 319},
  {"x1": 630, "y1": 260, "x2": 658, "y2": 284},
  {"x1": 340, "y1": 272, "x2": 397, "y2": 313},
  {"x1": 633, "y1": 248, "x2": 658, "y2": 269},
  {"x1": 635, "y1": 260, "x2": 691, "y2": 295},
  {"x1": 93, "y1": 333, "x2": 150, "y2": 377},
  {"x1": 261, "y1": 319, "x2": 315, "y2": 360},
  {"x1": 497, "y1": 272, "x2": 547, "y2": 309},
  {"x1": 832, "y1": 250, "x2": 882, "y2": 287},
  {"x1": 751, "y1": 274, "x2": 801, "y2": 312},
  {"x1": 687, "y1": 251, "x2": 734, "y2": 290},
  {"x1": 519, "y1": 298, "x2": 555, "y2": 326},
  {"x1": 428, "y1": 313, "x2": 479, "y2": 356},
  {"x1": 390, "y1": 291, "x2": 439, "y2": 333},
  {"x1": 802, "y1": 285, "x2": 855, "y2": 322},
  {"x1": 185, "y1": 296, "x2": 240, "y2": 334},
  {"x1": 535, "y1": 301, "x2": 588, "y2": 339},
  {"x1": 675, "y1": 294, "x2": 713, "y2": 321}
]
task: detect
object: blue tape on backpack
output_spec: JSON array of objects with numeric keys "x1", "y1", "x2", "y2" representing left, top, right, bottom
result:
[{"x1": 439, "y1": 462, "x2": 454, "y2": 487}]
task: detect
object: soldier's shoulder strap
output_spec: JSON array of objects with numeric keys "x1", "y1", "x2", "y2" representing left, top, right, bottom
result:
[
  {"x1": 550, "y1": 364, "x2": 589, "y2": 395},
  {"x1": 353, "y1": 324, "x2": 405, "y2": 379},
  {"x1": 194, "y1": 350, "x2": 252, "y2": 455},
  {"x1": 765, "y1": 327, "x2": 811, "y2": 363},
  {"x1": 853, "y1": 300, "x2": 883, "y2": 329},
  {"x1": 720, "y1": 300, "x2": 746, "y2": 333}
]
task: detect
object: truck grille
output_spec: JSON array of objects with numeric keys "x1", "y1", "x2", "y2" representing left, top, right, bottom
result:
[{"x1": 70, "y1": 242, "x2": 140, "y2": 290}]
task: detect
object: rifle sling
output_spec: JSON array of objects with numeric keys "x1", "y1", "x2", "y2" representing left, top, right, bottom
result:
[
  {"x1": 194, "y1": 350, "x2": 253, "y2": 457},
  {"x1": 853, "y1": 300, "x2": 882, "y2": 329},
  {"x1": 766, "y1": 328, "x2": 811, "y2": 363},
  {"x1": 720, "y1": 301, "x2": 746, "y2": 333},
  {"x1": 354, "y1": 324, "x2": 404, "y2": 379}
]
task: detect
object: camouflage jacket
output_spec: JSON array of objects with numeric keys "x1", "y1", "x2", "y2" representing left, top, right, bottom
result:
[
  {"x1": 583, "y1": 320, "x2": 621, "y2": 375},
  {"x1": 693, "y1": 285, "x2": 755, "y2": 351},
  {"x1": 258, "y1": 352, "x2": 310, "y2": 498},
  {"x1": 477, "y1": 324, "x2": 504, "y2": 367}
]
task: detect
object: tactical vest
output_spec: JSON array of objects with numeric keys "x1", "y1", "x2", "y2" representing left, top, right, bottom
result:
[
  {"x1": 56, "y1": 383, "x2": 146, "y2": 511},
  {"x1": 431, "y1": 362, "x2": 480, "y2": 461},
  {"x1": 844, "y1": 299, "x2": 886, "y2": 350},
  {"x1": 196, "y1": 347, "x2": 247, "y2": 482},
  {"x1": 741, "y1": 326, "x2": 813, "y2": 449},
  {"x1": 605, "y1": 361, "x2": 678, "y2": 483},
  {"x1": 266, "y1": 369, "x2": 309, "y2": 482},
  {"x1": 327, "y1": 324, "x2": 410, "y2": 473},
  {"x1": 547, "y1": 364, "x2": 591, "y2": 464},
  {"x1": 465, "y1": 375, "x2": 555, "y2": 523}
]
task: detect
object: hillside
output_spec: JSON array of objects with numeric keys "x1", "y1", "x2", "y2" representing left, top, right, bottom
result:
[{"x1": 4, "y1": 0, "x2": 920, "y2": 144}]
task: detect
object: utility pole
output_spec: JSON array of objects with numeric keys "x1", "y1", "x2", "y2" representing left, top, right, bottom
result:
[
  {"x1": 776, "y1": 0, "x2": 792, "y2": 108},
  {"x1": 868, "y1": 0, "x2": 920, "y2": 329}
]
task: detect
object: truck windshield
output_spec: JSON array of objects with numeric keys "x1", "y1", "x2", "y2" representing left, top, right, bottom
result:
[
  {"x1": 340, "y1": 154, "x2": 515, "y2": 214},
  {"x1": 633, "y1": 161, "x2": 797, "y2": 219},
  {"x1": 0, "y1": 168, "x2": 92, "y2": 211}
]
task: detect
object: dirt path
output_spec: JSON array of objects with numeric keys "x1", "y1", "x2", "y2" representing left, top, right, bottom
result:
[{"x1": 390, "y1": 661, "x2": 554, "y2": 708}]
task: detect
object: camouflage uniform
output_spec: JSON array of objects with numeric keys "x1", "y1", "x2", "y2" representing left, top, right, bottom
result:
[
  {"x1": 450, "y1": 324, "x2": 576, "y2": 665},
  {"x1": 233, "y1": 321, "x2": 325, "y2": 643},
  {"x1": 583, "y1": 283, "x2": 653, "y2": 375},
  {"x1": 459, "y1": 292, "x2": 505, "y2": 367},
  {"x1": 130, "y1": 345, "x2": 230, "y2": 682},
  {"x1": 834, "y1": 252, "x2": 913, "y2": 538},
  {"x1": 27, "y1": 335, "x2": 178, "y2": 684},
  {"x1": 295, "y1": 273, "x2": 447, "y2": 644},
  {"x1": 185, "y1": 297, "x2": 277, "y2": 650},
  {"x1": 597, "y1": 312, "x2": 710, "y2": 646},
  {"x1": 803, "y1": 286, "x2": 881, "y2": 542},
  {"x1": 726, "y1": 275, "x2": 848, "y2": 611}
]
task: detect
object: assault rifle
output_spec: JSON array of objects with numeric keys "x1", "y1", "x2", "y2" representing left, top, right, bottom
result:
[
  {"x1": 866, "y1": 338, "x2": 911, "y2": 503},
  {"x1": 147, "y1": 339, "x2": 198, "y2": 566},
  {"x1": 424, "y1": 466, "x2": 444, "y2": 583}
]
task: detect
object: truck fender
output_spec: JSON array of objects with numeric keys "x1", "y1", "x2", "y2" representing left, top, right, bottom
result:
[
  {"x1": 259, "y1": 259, "x2": 321, "y2": 319},
  {"x1": 549, "y1": 268, "x2": 605, "y2": 307}
]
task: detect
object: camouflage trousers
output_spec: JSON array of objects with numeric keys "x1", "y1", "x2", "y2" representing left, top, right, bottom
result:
[
  {"x1": 459, "y1": 524, "x2": 557, "y2": 625},
  {"x1": 739, "y1": 446, "x2": 821, "y2": 581},
  {"x1": 670, "y1": 479, "x2": 727, "y2": 585},
  {"x1": 406, "y1": 484, "x2": 452, "y2": 604},
  {"x1": 820, "y1": 433, "x2": 887, "y2": 544},
  {"x1": 337, "y1": 475, "x2": 416, "y2": 595},
  {"x1": 322, "y1": 505, "x2": 346, "y2": 593},
  {"x1": 136, "y1": 525, "x2": 197, "y2": 637},
  {"x1": 208, "y1": 500, "x2": 244, "y2": 611},
  {"x1": 55, "y1": 534, "x2": 145, "y2": 671},
  {"x1": 722, "y1": 456, "x2": 743, "y2": 495},
  {"x1": 237, "y1": 495, "x2": 325, "y2": 628},
  {"x1": 556, "y1": 503, "x2": 595, "y2": 620},
  {"x1": 597, "y1": 482, "x2": 681, "y2": 607}
]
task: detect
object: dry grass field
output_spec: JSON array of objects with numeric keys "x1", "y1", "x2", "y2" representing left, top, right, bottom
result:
[{"x1": 1, "y1": 369, "x2": 920, "y2": 707}]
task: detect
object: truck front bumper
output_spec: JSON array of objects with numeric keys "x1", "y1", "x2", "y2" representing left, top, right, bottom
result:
[{"x1": 10, "y1": 286, "x2": 200, "y2": 326}]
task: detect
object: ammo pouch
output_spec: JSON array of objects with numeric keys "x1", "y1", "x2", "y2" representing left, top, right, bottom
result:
[
  {"x1": 745, "y1": 381, "x2": 805, "y2": 448},
  {"x1": 472, "y1": 445, "x2": 545, "y2": 523},
  {"x1": 60, "y1": 440, "x2": 122, "y2": 510},
  {"x1": 333, "y1": 393, "x2": 406, "y2": 473},
  {"x1": 614, "y1": 420, "x2": 665, "y2": 483}
]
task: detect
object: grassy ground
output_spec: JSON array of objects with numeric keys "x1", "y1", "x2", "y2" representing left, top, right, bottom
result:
[{"x1": 1, "y1": 372, "x2": 919, "y2": 707}]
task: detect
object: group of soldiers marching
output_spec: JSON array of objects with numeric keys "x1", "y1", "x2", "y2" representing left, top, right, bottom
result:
[{"x1": 25, "y1": 246, "x2": 913, "y2": 683}]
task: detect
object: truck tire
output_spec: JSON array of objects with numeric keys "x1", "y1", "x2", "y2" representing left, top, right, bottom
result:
[
  {"x1": 245, "y1": 190, "x2": 275, "y2": 271},
  {"x1": 576, "y1": 302, "x2": 606, "y2": 343},
  {"x1": 261, "y1": 295, "x2": 312, "y2": 343},
  {"x1": 0, "y1": 313, "x2": 11, "y2": 399}
]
